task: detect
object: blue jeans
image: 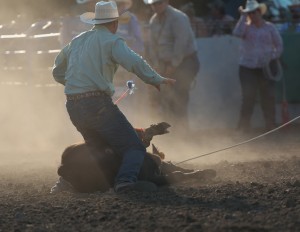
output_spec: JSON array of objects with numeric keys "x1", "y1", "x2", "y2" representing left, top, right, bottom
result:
[
  {"x1": 238, "y1": 66, "x2": 276, "y2": 130},
  {"x1": 66, "y1": 94, "x2": 146, "y2": 185}
]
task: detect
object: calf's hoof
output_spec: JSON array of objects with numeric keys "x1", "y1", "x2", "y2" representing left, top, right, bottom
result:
[
  {"x1": 144, "y1": 122, "x2": 171, "y2": 138},
  {"x1": 50, "y1": 177, "x2": 75, "y2": 194},
  {"x1": 141, "y1": 122, "x2": 171, "y2": 148}
]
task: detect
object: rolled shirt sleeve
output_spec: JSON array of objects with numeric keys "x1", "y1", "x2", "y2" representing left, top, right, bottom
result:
[{"x1": 233, "y1": 15, "x2": 248, "y2": 38}]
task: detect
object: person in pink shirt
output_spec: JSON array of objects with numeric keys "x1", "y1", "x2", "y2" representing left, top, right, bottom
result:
[{"x1": 233, "y1": 0, "x2": 283, "y2": 133}]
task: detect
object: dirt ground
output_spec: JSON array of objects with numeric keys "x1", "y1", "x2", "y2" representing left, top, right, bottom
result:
[
  {"x1": 1, "y1": 130, "x2": 300, "y2": 232},
  {"x1": 0, "y1": 80, "x2": 300, "y2": 232}
]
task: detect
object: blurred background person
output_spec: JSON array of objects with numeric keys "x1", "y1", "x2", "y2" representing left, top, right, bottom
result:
[
  {"x1": 225, "y1": 0, "x2": 246, "y2": 19},
  {"x1": 143, "y1": 0, "x2": 200, "y2": 133},
  {"x1": 265, "y1": 0, "x2": 296, "y2": 21},
  {"x1": 113, "y1": 0, "x2": 146, "y2": 125},
  {"x1": 115, "y1": 0, "x2": 145, "y2": 55},
  {"x1": 59, "y1": 0, "x2": 97, "y2": 47},
  {"x1": 179, "y1": 2, "x2": 208, "y2": 38},
  {"x1": 233, "y1": 0, "x2": 283, "y2": 133},
  {"x1": 206, "y1": 0, "x2": 234, "y2": 36}
]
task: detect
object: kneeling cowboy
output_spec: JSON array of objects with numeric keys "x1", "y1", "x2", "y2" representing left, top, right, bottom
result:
[{"x1": 52, "y1": 1, "x2": 175, "y2": 193}]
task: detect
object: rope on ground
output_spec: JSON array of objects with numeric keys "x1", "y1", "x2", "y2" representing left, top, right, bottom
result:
[{"x1": 175, "y1": 115, "x2": 300, "y2": 165}]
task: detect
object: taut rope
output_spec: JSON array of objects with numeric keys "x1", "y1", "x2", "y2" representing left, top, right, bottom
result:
[{"x1": 176, "y1": 115, "x2": 300, "y2": 165}]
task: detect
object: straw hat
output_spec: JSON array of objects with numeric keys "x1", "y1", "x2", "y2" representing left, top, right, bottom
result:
[
  {"x1": 80, "y1": 1, "x2": 126, "y2": 25},
  {"x1": 143, "y1": 0, "x2": 163, "y2": 5},
  {"x1": 115, "y1": 0, "x2": 132, "y2": 9},
  {"x1": 241, "y1": 0, "x2": 267, "y2": 15}
]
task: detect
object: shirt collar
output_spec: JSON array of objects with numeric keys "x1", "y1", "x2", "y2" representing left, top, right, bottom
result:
[
  {"x1": 92, "y1": 24, "x2": 110, "y2": 31},
  {"x1": 157, "y1": 5, "x2": 171, "y2": 21}
]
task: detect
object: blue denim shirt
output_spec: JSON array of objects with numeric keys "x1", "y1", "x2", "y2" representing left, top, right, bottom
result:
[{"x1": 52, "y1": 25, "x2": 164, "y2": 96}]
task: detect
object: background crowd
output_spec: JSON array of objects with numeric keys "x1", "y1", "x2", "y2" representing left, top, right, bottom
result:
[
  {"x1": 1, "y1": 1, "x2": 300, "y2": 46},
  {"x1": 1, "y1": 0, "x2": 300, "y2": 133}
]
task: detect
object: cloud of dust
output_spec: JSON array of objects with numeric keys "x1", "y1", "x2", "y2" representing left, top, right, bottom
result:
[
  {"x1": 0, "y1": 70, "x2": 296, "y2": 181},
  {"x1": 116, "y1": 67, "x2": 292, "y2": 169},
  {"x1": 116, "y1": 80, "x2": 252, "y2": 168},
  {"x1": 0, "y1": 76, "x2": 81, "y2": 166},
  {"x1": 0, "y1": 0, "x2": 78, "y2": 168},
  {"x1": 0, "y1": 72, "x2": 244, "y2": 169},
  {"x1": 0, "y1": 0, "x2": 70, "y2": 23},
  {"x1": 0, "y1": 1, "x2": 290, "y2": 174}
]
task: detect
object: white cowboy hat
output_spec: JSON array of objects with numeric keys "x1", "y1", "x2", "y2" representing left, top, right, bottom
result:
[
  {"x1": 115, "y1": 0, "x2": 132, "y2": 9},
  {"x1": 241, "y1": 0, "x2": 267, "y2": 15},
  {"x1": 143, "y1": 0, "x2": 163, "y2": 5},
  {"x1": 80, "y1": 1, "x2": 127, "y2": 25}
]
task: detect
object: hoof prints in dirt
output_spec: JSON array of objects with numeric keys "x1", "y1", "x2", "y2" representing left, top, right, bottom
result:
[{"x1": 0, "y1": 158, "x2": 299, "y2": 232}]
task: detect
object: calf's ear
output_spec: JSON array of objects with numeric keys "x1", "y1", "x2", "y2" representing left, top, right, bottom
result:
[{"x1": 152, "y1": 144, "x2": 165, "y2": 160}]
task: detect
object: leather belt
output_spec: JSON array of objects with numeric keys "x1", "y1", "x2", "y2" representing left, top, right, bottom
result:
[{"x1": 66, "y1": 90, "x2": 107, "y2": 101}]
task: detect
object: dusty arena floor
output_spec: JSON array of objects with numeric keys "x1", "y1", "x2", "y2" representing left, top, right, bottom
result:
[
  {"x1": 1, "y1": 130, "x2": 300, "y2": 232},
  {"x1": 0, "y1": 81, "x2": 299, "y2": 232}
]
